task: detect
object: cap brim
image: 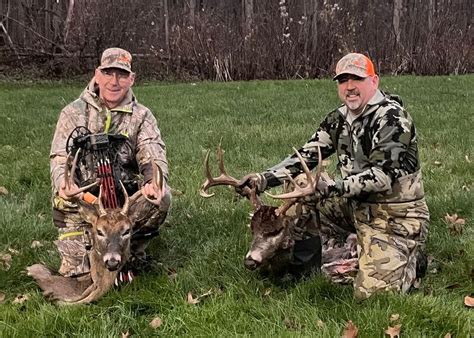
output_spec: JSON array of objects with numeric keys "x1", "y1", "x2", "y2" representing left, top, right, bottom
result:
[
  {"x1": 98, "y1": 64, "x2": 131, "y2": 72},
  {"x1": 333, "y1": 71, "x2": 368, "y2": 81}
]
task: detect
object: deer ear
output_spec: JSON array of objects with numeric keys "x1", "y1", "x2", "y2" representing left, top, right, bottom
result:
[{"x1": 76, "y1": 199, "x2": 99, "y2": 226}]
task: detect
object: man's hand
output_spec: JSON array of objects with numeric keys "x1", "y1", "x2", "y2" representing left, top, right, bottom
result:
[
  {"x1": 235, "y1": 173, "x2": 267, "y2": 196},
  {"x1": 314, "y1": 172, "x2": 337, "y2": 198},
  {"x1": 58, "y1": 177, "x2": 84, "y2": 200},
  {"x1": 141, "y1": 182, "x2": 166, "y2": 205}
]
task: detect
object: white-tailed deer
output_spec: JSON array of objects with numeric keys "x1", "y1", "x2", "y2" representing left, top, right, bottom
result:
[
  {"x1": 27, "y1": 150, "x2": 163, "y2": 304},
  {"x1": 200, "y1": 146, "x2": 322, "y2": 273}
]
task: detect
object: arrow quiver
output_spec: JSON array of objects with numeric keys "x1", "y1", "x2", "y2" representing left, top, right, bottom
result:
[{"x1": 66, "y1": 126, "x2": 130, "y2": 208}]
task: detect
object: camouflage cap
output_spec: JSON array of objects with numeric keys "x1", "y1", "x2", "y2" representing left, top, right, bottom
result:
[
  {"x1": 333, "y1": 53, "x2": 376, "y2": 80},
  {"x1": 98, "y1": 48, "x2": 132, "y2": 72}
]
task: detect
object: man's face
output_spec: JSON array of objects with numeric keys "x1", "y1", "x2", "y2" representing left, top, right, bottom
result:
[
  {"x1": 94, "y1": 68, "x2": 135, "y2": 109},
  {"x1": 337, "y1": 74, "x2": 379, "y2": 115}
]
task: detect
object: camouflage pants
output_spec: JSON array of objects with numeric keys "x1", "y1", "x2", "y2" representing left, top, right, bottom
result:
[
  {"x1": 52, "y1": 190, "x2": 171, "y2": 277},
  {"x1": 294, "y1": 195, "x2": 429, "y2": 299}
]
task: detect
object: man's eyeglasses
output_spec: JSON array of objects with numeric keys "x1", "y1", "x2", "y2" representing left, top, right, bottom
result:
[{"x1": 100, "y1": 69, "x2": 131, "y2": 81}]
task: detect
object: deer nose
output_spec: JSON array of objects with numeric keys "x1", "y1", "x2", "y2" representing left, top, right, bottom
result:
[
  {"x1": 244, "y1": 257, "x2": 259, "y2": 270},
  {"x1": 105, "y1": 258, "x2": 121, "y2": 271}
]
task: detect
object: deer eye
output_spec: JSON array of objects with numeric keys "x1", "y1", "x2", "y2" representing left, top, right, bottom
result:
[
  {"x1": 122, "y1": 229, "x2": 131, "y2": 237},
  {"x1": 96, "y1": 229, "x2": 105, "y2": 237}
]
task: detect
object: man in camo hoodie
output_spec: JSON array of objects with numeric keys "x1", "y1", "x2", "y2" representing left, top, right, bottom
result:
[
  {"x1": 50, "y1": 48, "x2": 171, "y2": 279},
  {"x1": 237, "y1": 53, "x2": 429, "y2": 299}
]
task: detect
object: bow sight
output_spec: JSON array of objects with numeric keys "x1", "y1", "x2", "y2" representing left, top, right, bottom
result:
[{"x1": 66, "y1": 126, "x2": 129, "y2": 208}]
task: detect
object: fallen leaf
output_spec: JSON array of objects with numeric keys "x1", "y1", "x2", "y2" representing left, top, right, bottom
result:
[
  {"x1": 149, "y1": 316, "x2": 163, "y2": 329},
  {"x1": 0, "y1": 292, "x2": 5, "y2": 304},
  {"x1": 464, "y1": 295, "x2": 474, "y2": 307},
  {"x1": 0, "y1": 186, "x2": 8, "y2": 195},
  {"x1": 31, "y1": 241, "x2": 43, "y2": 248},
  {"x1": 12, "y1": 294, "x2": 29, "y2": 304},
  {"x1": 461, "y1": 185, "x2": 470, "y2": 192},
  {"x1": 316, "y1": 319, "x2": 325, "y2": 328},
  {"x1": 385, "y1": 324, "x2": 401, "y2": 337},
  {"x1": 389, "y1": 314, "x2": 400, "y2": 322},
  {"x1": 444, "y1": 213, "x2": 465, "y2": 235},
  {"x1": 433, "y1": 161, "x2": 442, "y2": 166},
  {"x1": 8, "y1": 247, "x2": 19, "y2": 255},
  {"x1": 0, "y1": 253, "x2": 12, "y2": 271},
  {"x1": 186, "y1": 292, "x2": 199, "y2": 304},
  {"x1": 342, "y1": 320, "x2": 358, "y2": 338},
  {"x1": 121, "y1": 331, "x2": 130, "y2": 338},
  {"x1": 444, "y1": 333, "x2": 452, "y2": 338},
  {"x1": 264, "y1": 288, "x2": 272, "y2": 296},
  {"x1": 465, "y1": 155, "x2": 471, "y2": 163}
]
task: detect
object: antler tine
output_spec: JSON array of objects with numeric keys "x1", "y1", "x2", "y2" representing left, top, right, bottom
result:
[
  {"x1": 199, "y1": 147, "x2": 240, "y2": 198},
  {"x1": 120, "y1": 181, "x2": 130, "y2": 215},
  {"x1": 265, "y1": 146, "x2": 322, "y2": 200},
  {"x1": 64, "y1": 149, "x2": 98, "y2": 198}
]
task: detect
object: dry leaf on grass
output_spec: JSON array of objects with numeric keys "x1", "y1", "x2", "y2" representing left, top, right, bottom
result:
[
  {"x1": 389, "y1": 314, "x2": 400, "y2": 322},
  {"x1": 465, "y1": 155, "x2": 471, "y2": 163},
  {"x1": 0, "y1": 292, "x2": 5, "y2": 304},
  {"x1": 0, "y1": 186, "x2": 9, "y2": 196},
  {"x1": 444, "y1": 213, "x2": 465, "y2": 235},
  {"x1": 444, "y1": 333, "x2": 452, "y2": 338},
  {"x1": 464, "y1": 295, "x2": 474, "y2": 307},
  {"x1": 341, "y1": 320, "x2": 358, "y2": 338},
  {"x1": 385, "y1": 324, "x2": 401, "y2": 337},
  {"x1": 186, "y1": 289, "x2": 214, "y2": 305},
  {"x1": 263, "y1": 288, "x2": 272, "y2": 296},
  {"x1": 0, "y1": 253, "x2": 12, "y2": 271},
  {"x1": 186, "y1": 292, "x2": 200, "y2": 304},
  {"x1": 31, "y1": 241, "x2": 43, "y2": 248},
  {"x1": 121, "y1": 331, "x2": 131, "y2": 338},
  {"x1": 8, "y1": 247, "x2": 19, "y2": 255},
  {"x1": 149, "y1": 316, "x2": 163, "y2": 329},
  {"x1": 433, "y1": 161, "x2": 442, "y2": 166},
  {"x1": 12, "y1": 294, "x2": 29, "y2": 304},
  {"x1": 316, "y1": 320, "x2": 325, "y2": 328}
]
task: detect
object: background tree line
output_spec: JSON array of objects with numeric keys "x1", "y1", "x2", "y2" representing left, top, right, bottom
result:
[{"x1": 0, "y1": 0, "x2": 472, "y2": 80}]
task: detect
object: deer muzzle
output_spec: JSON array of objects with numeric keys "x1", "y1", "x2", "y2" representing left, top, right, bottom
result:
[{"x1": 103, "y1": 252, "x2": 122, "y2": 271}]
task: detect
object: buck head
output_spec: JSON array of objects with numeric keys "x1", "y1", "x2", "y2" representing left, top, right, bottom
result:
[
  {"x1": 244, "y1": 205, "x2": 295, "y2": 270},
  {"x1": 64, "y1": 149, "x2": 164, "y2": 272},
  {"x1": 77, "y1": 198, "x2": 132, "y2": 271}
]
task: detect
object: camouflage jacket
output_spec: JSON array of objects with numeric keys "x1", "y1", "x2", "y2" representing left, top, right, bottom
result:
[
  {"x1": 263, "y1": 90, "x2": 426, "y2": 204},
  {"x1": 50, "y1": 78, "x2": 168, "y2": 195}
]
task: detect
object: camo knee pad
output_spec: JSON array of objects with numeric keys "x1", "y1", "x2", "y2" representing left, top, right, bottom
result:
[{"x1": 352, "y1": 200, "x2": 429, "y2": 299}]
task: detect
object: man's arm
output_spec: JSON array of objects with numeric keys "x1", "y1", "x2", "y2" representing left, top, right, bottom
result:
[{"x1": 135, "y1": 109, "x2": 169, "y2": 186}]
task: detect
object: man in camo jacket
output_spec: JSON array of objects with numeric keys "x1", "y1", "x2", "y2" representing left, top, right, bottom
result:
[
  {"x1": 50, "y1": 48, "x2": 171, "y2": 278},
  {"x1": 237, "y1": 53, "x2": 429, "y2": 299}
]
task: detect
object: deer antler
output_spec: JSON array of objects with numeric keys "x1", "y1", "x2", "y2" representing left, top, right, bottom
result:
[
  {"x1": 266, "y1": 146, "x2": 322, "y2": 200},
  {"x1": 200, "y1": 146, "x2": 241, "y2": 198},
  {"x1": 64, "y1": 149, "x2": 98, "y2": 198}
]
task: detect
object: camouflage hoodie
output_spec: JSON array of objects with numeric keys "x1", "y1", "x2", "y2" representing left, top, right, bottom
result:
[
  {"x1": 50, "y1": 78, "x2": 168, "y2": 195},
  {"x1": 263, "y1": 90, "x2": 426, "y2": 204}
]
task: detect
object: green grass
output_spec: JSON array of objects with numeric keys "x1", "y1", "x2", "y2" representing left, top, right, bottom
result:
[{"x1": 0, "y1": 76, "x2": 473, "y2": 336}]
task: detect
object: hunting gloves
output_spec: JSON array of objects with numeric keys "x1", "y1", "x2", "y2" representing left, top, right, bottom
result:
[{"x1": 235, "y1": 173, "x2": 268, "y2": 196}]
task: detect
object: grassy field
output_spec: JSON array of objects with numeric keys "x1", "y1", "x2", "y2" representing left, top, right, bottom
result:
[{"x1": 0, "y1": 75, "x2": 472, "y2": 337}]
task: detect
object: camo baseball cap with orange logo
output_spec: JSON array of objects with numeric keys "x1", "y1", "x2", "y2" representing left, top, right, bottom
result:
[
  {"x1": 98, "y1": 47, "x2": 132, "y2": 72},
  {"x1": 333, "y1": 53, "x2": 376, "y2": 80}
]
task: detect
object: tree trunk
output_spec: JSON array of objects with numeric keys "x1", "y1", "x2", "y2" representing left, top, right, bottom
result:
[
  {"x1": 242, "y1": 0, "x2": 253, "y2": 35},
  {"x1": 189, "y1": 0, "x2": 196, "y2": 27},
  {"x1": 164, "y1": 0, "x2": 169, "y2": 53},
  {"x1": 63, "y1": 0, "x2": 74, "y2": 46},
  {"x1": 393, "y1": 0, "x2": 402, "y2": 45}
]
